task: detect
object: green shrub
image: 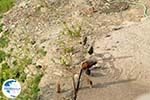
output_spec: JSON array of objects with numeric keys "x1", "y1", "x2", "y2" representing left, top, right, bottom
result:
[
  {"x1": 62, "y1": 22, "x2": 81, "y2": 37},
  {"x1": 0, "y1": 36, "x2": 9, "y2": 48},
  {"x1": 0, "y1": 20, "x2": 45, "y2": 100},
  {"x1": 0, "y1": 50, "x2": 6, "y2": 63},
  {"x1": 0, "y1": 23, "x2": 4, "y2": 32},
  {"x1": 18, "y1": 74, "x2": 43, "y2": 100},
  {"x1": 0, "y1": 0, "x2": 15, "y2": 13},
  {"x1": 37, "y1": 49, "x2": 47, "y2": 57}
]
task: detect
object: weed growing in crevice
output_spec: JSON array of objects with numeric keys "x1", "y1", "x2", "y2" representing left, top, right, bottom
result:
[
  {"x1": 52, "y1": 22, "x2": 83, "y2": 70},
  {"x1": 62, "y1": 22, "x2": 81, "y2": 38},
  {"x1": 37, "y1": 48, "x2": 47, "y2": 57}
]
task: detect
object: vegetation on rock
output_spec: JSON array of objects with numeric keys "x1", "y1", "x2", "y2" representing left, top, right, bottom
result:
[{"x1": 0, "y1": 1, "x2": 45, "y2": 99}]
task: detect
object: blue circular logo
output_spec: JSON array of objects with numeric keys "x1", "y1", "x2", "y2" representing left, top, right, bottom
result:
[{"x1": 2, "y1": 79, "x2": 21, "y2": 99}]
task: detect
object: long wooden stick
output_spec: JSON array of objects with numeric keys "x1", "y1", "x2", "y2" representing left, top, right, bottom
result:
[
  {"x1": 76, "y1": 69, "x2": 83, "y2": 91},
  {"x1": 73, "y1": 69, "x2": 83, "y2": 100}
]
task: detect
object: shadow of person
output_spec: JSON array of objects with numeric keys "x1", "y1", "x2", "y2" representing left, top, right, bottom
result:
[
  {"x1": 89, "y1": 52, "x2": 132, "y2": 79},
  {"x1": 93, "y1": 78, "x2": 136, "y2": 88},
  {"x1": 79, "y1": 78, "x2": 136, "y2": 91}
]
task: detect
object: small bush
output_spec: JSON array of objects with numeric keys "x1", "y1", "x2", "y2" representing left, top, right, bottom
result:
[
  {"x1": 37, "y1": 49, "x2": 47, "y2": 57},
  {"x1": 0, "y1": 23, "x2": 4, "y2": 32},
  {"x1": 0, "y1": 36, "x2": 9, "y2": 48},
  {"x1": 0, "y1": 0, "x2": 15, "y2": 13},
  {"x1": 0, "y1": 50, "x2": 6, "y2": 63},
  {"x1": 62, "y1": 22, "x2": 81, "y2": 37}
]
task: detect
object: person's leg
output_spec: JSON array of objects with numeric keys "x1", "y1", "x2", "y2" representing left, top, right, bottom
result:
[{"x1": 83, "y1": 74, "x2": 93, "y2": 88}]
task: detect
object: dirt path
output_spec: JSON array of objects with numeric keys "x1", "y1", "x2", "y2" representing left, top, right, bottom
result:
[
  {"x1": 78, "y1": 80, "x2": 150, "y2": 100},
  {"x1": 77, "y1": 67, "x2": 150, "y2": 100},
  {"x1": 76, "y1": 18, "x2": 150, "y2": 100}
]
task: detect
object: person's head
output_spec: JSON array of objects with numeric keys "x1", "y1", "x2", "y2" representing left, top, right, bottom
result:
[{"x1": 81, "y1": 61, "x2": 88, "y2": 70}]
